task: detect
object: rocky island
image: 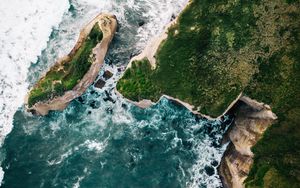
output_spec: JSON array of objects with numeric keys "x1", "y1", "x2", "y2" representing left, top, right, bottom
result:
[
  {"x1": 117, "y1": 0, "x2": 300, "y2": 187},
  {"x1": 26, "y1": 13, "x2": 117, "y2": 115}
]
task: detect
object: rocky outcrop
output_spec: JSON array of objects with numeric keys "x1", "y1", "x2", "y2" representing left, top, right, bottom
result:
[
  {"x1": 219, "y1": 96, "x2": 277, "y2": 188},
  {"x1": 26, "y1": 13, "x2": 117, "y2": 115}
]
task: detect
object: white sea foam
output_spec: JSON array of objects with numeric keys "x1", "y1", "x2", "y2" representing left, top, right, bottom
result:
[
  {"x1": 136, "y1": 0, "x2": 188, "y2": 48},
  {"x1": 83, "y1": 138, "x2": 108, "y2": 153},
  {"x1": 73, "y1": 167, "x2": 89, "y2": 188},
  {"x1": 0, "y1": 0, "x2": 69, "y2": 183},
  {"x1": 47, "y1": 148, "x2": 74, "y2": 166},
  {"x1": 47, "y1": 138, "x2": 108, "y2": 166},
  {"x1": 76, "y1": 0, "x2": 188, "y2": 49},
  {"x1": 187, "y1": 120, "x2": 231, "y2": 188},
  {"x1": 0, "y1": 0, "x2": 188, "y2": 146},
  {"x1": 0, "y1": 0, "x2": 69, "y2": 143},
  {"x1": 188, "y1": 141, "x2": 228, "y2": 188},
  {"x1": 0, "y1": 0, "x2": 206, "y2": 186}
]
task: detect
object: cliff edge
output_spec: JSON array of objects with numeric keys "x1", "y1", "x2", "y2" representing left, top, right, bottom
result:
[
  {"x1": 219, "y1": 97, "x2": 277, "y2": 188},
  {"x1": 116, "y1": 0, "x2": 300, "y2": 187}
]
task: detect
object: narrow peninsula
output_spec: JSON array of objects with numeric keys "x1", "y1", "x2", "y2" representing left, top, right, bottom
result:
[
  {"x1": 116, "y1": 0, "x2": 300, "y2": 187},
  {"x1": 26, "y1": 13, "x2": 117, "y2": 115}
]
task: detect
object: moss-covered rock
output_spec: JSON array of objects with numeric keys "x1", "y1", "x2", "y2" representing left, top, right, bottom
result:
[{"x1": 28, "y1": 24, "x2": 103, "y2": 107}]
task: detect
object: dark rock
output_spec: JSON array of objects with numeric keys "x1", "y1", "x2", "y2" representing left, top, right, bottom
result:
[
  {"x1": 171, "y1": 14, "x2": 176, "y2": 21},
  {"x1": 68, "y1": 4, "x2": 76, "y2": 12},
  {"x1": 94, "y1": 79, "x2": 106, "y2": 89},
  {"x1": 90, "y1": 101, "x2": 100, "y2": 109},
  {"x1": 103, "y1": 90, "x2": 116, "y2": 103},
  {"x1": 117, "y1": 67, "x2": 123, "y2": 72},
  {"x1": 138, "y1": 20, "x2": 145, "y2": 27},
  {"x1": 90, "y1": 90, "x2": 95, "y2": 94},
  {"x1": 29, "y1": 109, "x2": 37, "y2": 115},
  {"x1": 103, "y1": 70, "x2": 113, "y2": 80},
  {"x1": 206, "y1": 125, "x2": 213, "y2": 136},
  {"x1": 106, "y1": 58, "x2": 113, "y2": 66},
  {"x1": 204, "y1": 166, "x2": 215, "y2": 176},
  {"x1": 121, "y1": 103, "x2": 128, "y2": 110},
  {"x1": 220, "y1": 116, "x2": 225, "y2": 122},
  {"x1": 211, "y1": 141, "x2": 220, "y2": 148},
  {"x1": 129, "y1": 52, "x2": 139, "y2": 59},
  {"x1": 88, "y1": 111, "x2": 92, "y2": 114},
  {"x1": 211, "y1": 160, "x2": 219, "y2": 167},
  {"x1": 106, "y1": 107, "x2": 113, "y2": 114},
  {"x1": 77, "y1": 96, "x2": 85, "y2": 104}
]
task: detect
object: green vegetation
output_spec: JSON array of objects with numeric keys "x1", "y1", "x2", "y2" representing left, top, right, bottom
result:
[
  {"x1": 118, "y1": 0, "x2": 261, "y2": 117},
  {"x1": 244, "y1": 34, "x2": 300, "y2": 187},
  {"x1": 28, "y1": 23, "x2": 103, "y2": 107},
  {"x1": 117, "y1": 0, "x2": 300, "y2": 187},
  {"x1": 117, "y1": 59, "x2": 161, "y2": 101}
]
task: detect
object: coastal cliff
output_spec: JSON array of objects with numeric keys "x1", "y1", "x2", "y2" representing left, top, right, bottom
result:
[
  {"x1": 116, "y1": 0, "x2": 300, "y2": 187},
  {"x1": 219, "y1": 97, "x2": 277, "y2": 188},
  {"x1": 26, "y1": 13, "x2": 117, "y2": 115}
]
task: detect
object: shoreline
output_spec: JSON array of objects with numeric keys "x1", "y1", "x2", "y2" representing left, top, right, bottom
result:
[
  {"x1": 117, "y1": 82, "x2": 277, "y2": 188},
  {"x1": 116, "y1": 0, "x2": 242, "y2": 121},
  {"x1": 218, "y1": 96, "x2": 277, "y2": 188},
  {"x1": 25, "y1": 13, "x2": 117, "y2": 115},
  {"x1": 114, "y1": 1, "x2": 279, "y2": 187},
  {"x1": 126, "y1": 0, "x2": 191, "y2": 69}
]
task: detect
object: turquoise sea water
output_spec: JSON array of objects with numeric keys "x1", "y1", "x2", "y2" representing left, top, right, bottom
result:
[
  {"x1": 0, "y1": 0, "x2": 232, "y2": 187},
  {"x1": 3, "y1": 99, "x2": 232, "y2": 187}
]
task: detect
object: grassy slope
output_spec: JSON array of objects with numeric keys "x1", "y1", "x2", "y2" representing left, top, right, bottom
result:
[
  {"x1": 28, "y1": 24, "x2": 103, "y2": 107},
  {"x1": 118, "y1": 0, "x2": 260, "y2": 117},
  {"x1": 117, "y1": 0, "x2": 300, "y2": 187}
]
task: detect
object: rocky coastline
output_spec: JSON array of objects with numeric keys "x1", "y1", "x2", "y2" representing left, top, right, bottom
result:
[
  {"x1": 117, "y1": 78, "x2": 277, "y2": 188},
  {"x1": 115, "y1": 8, "x2": 278, "y2": 186},
  {"x1": 219, "y1": 96, "x2": 277, "y2": 188},
  {"x1": 25, "y1": 13, "x2": 117, "y2": 115}
]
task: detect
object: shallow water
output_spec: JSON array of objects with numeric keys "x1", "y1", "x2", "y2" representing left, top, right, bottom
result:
[{"x1": 0, "y1": 0, "x2": 232, "y2": 187}]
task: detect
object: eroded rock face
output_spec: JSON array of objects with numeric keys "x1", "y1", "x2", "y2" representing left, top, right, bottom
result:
[{"x1": 219, "y1": 96, "x2": 277, "y2": 188}]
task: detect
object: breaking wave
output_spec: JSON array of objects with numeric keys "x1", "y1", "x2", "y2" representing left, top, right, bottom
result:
[{"x1": 0, "y1": 0, "x2": 233, "y2": 187}]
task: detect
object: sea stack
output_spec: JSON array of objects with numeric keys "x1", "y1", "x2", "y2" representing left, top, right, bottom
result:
[{"x1": 25, "y1": 13, "x2": 117, "y2": 115}]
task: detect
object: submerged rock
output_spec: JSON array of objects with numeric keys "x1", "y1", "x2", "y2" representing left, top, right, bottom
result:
[
  {"x1": 171, "y1": 14, "x2": 176, "y2": 21},
  {"x1": 89, "y1": 100, "x2": 100, "y2": 109},
  {"x1": 205, "y1": 166, "x2": 215, "y2": 176},
  {"x1": 211, "y1": 160, "x2": 218, "y2": 167},
  {"x1": 77, "y1": 96, "x2": 85, "y2": 104},
  {"x1": 103, "y1": 70, "x2": 113, "y2": 80},
  {"x1": 95, "y1": 79, "x2": 106, "y2": 89},
  {"x1": 138, "y1": 20, "x2": 145, "y2": 27},
  {"x1": 103, "y1": 90, "x2": 116, "y2": 103},
  {"x1": 121, "y1": 103, "x2": 128, "y2": 110}
]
